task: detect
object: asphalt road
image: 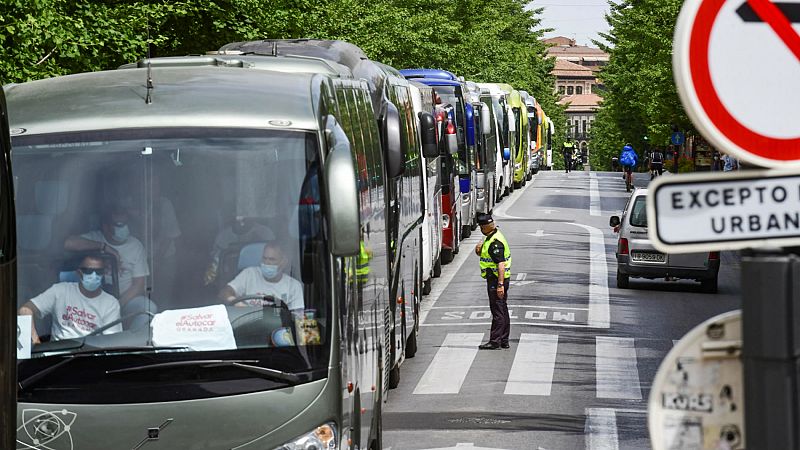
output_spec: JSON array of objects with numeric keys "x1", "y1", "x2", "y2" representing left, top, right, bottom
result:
[{"x1": 382, "y1": 170, "x2": 742, "y2": 450}]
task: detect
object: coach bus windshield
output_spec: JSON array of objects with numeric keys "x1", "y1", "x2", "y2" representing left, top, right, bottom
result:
[{"x1": 13, "y1": 128, "x2": 331, "y2": 404}]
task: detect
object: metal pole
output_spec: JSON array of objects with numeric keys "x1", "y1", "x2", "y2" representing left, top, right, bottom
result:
[{"x1": 742, "y1": 251, "x2": 800, "y2": 449}]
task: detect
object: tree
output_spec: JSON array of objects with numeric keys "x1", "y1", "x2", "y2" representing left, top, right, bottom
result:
[{"x1": 590, "y1": 0, "x2": 692, "y2": 170}]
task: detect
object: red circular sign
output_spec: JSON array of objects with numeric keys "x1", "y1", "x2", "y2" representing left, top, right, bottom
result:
[{"x1": 689, "y1": 0, "x2": 800, "y2": 161}]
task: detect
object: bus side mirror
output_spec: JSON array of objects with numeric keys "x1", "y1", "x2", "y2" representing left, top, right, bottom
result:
[
  {"x1": 507, "y1": 106, "x2": 516, "y2": 133},
  {"x1": 609, "y1": 216, "x2": 621, "y2": 228},
  {"x1": 419, "y1": 112, "x2": 438, "y2": 158},
  {"x1": 324, "y1": 116, "x2": 360, "y2": 256},
  {"x1": 380, "y1": 102, "x2": 405, "y2": 178},
  {"x1": 465, "y1": 103, "x2": 475, "y2": 147},
  {"x1": 481, "y1": 104, "x2": 491, "y2": 135}
]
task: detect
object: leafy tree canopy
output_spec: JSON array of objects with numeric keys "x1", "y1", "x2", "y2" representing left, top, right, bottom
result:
[
  {"x1": 589, "y1": 0, "x2": 691, "y2": 170},
  {"x1": 0, "y1": 0, "x2": 564, "y2": 127}
]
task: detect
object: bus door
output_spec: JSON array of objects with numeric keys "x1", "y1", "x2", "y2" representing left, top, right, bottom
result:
[{"x1": 0, "y1": 86, "x2": 16, "y2": 450}]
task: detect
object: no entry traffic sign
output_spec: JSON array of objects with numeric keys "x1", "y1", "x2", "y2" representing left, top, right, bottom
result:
[{"x1": 674, "y1": 0, "x2": 800, "y2": 168}]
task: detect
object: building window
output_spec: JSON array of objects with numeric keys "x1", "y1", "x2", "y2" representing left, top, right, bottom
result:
[
  {"x1": 583, "y1": 120, "x2": 588, "y2": 136},
  {"x1": 576, "y1": 86, "x2": 583, "y2": 95},
  {"x1": 567, "y1": 86, "x2": 574, "y2": 95}
]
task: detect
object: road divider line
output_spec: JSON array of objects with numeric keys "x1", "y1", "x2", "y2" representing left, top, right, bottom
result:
[
  {"x1": 420, "y1": 235, "x2": 481, "y2": 325},
  {"x1": 585, "y1": 408, "x2": 619, "y2": 450},
  {"x1": 568, "y1": 223, "x2": 611, "y2": 329},
  {"x1": 595, "y1": 336, "x2": 642, "y2": 400},
  {"x1": 428, "y1": 305, "x2": 589, "y2": 311},
  {"x1": 412, "y1": 333, "x2": 483, "y2": 395},
  {"x1": 590, "y1": 172, "x2": 601, "y2": 217},
  {"x1": 504, "y1": 333, "x2": 559, "y2": 396}
]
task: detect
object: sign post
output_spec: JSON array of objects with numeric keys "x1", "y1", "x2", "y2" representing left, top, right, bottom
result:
[{"x1": 651, "y1": 0, "x2": 800, "y2": 448}]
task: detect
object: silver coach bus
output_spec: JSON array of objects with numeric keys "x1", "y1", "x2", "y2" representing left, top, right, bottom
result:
[{"x1": 9, "y1": 64, "x2": 433, "y2": 449}]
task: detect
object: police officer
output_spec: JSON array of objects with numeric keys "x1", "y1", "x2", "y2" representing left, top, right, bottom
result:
[
  {"x1": 474, "y1": 213, "x2": 512, "y2": 350},
  {"x1": 562, "y1": 138, "x2": 575, "y2": 173}
]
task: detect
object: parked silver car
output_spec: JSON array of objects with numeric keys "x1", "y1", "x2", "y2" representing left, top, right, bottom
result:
[{"x1": 610, "y1": 188, "x2": 720, "y2": 293}]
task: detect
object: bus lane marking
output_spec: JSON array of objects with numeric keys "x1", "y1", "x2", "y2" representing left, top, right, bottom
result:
[{"x1": 568, "y1": 223, "x2": 611, "y2": 329}]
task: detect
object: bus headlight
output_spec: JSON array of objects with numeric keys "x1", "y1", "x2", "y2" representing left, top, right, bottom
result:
[
  {"x1": 274, "y1": 423, "x2": 337, "y2": 450},
  {"x1": 442, "y1": 214, "x2": 451, "y2": 229}
]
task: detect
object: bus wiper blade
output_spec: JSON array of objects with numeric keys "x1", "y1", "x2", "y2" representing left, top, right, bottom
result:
[
  {"x1": 18, "y1": 356, "x2": 77, "y2": 391},
  {"x1": 19, "y1": 346, "x2": 191, "y2": 391},
  {"x1": 107, "y1": 360, "x2": 306, "y2": 384}
]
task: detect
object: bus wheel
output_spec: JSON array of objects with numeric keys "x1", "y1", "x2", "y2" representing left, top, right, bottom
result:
[
  {"x1": 461, "y1": 224, "x2": 471, "y2": 239},
  {"x1": 441, "y1": 249, "x2": 454, "y2": 265},
  {"x1": 405, "y1": 324, "x2": 418, "y2": 358},
  {"x1": 388, "y1": 363, "x2": 400, "y2": 389},
  {"x1": 369, "y1": 390, "x2": 383, "y2": 450},
  {"x1": 433, "y1": 257, "x2": 442, "y2": 277},
  {"x1": 422, "y1": 278, "x2": 432, "y2": 295}
]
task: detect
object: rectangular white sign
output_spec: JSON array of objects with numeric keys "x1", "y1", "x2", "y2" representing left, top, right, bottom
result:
[
  {"x1": 17, "y1": 315, "x2": 31, "y2": 360},
  {"x1": 648, "y1": 170, "x2": 800, "y2": 253}
]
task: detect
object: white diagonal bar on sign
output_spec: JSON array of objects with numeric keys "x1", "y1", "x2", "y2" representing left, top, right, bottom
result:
[
  {"x1": 504, "y1": 333, "x2": 559, "y2": 396},
  {"x1": 413, "y1": 333, "x2": 484, "y2": 395}
]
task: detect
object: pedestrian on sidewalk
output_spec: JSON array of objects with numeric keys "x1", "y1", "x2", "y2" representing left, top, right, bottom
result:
[{"x1": 474, "y1": 213, "x2": 512, "y2": 350}]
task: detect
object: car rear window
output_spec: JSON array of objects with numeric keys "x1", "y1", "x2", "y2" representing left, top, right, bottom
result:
[{"x1": 629, "y1": 196, "x2": 647, "y2": 227}]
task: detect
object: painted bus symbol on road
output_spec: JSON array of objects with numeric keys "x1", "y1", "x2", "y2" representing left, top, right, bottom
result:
[{"x1": 430, "y1": 304, "x2": 589, "y2": 326}]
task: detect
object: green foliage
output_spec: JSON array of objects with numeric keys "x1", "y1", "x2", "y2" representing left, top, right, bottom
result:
[
  {"x1": 0, "y1": 0, "x2": 564, "y2": 128},
  {"x1": 590, "y1": 0, "x2": 694, "y2": 171},
  {"x1": 677, "y1": 157, "x2": 694, "y2": 173}
]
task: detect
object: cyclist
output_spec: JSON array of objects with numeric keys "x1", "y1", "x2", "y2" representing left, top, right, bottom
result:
[
  {"x1": 649, "y1": 147, "x2": 664, "y2": 179},
  {"x1": 619, "y1": 144, "x2": 638, "y2": 192}
]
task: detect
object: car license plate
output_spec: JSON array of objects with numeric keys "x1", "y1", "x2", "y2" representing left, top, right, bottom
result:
[{"x1": 631, "y1": 252, "x2": 666, "y2": 262}]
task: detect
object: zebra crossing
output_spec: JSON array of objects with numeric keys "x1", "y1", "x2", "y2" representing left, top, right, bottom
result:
[{"x1": 411, "y1": 332, "x2": 648, "y2": 400}]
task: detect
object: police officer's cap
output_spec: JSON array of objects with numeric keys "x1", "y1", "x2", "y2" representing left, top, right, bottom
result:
[{"x1": 477, "y1": 214, "x2": 494, "y2": 226}]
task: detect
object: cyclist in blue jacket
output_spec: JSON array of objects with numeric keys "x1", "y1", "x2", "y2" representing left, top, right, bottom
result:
[{"x1": 620, "y1": 144, "x2": 638, "y2": 191}]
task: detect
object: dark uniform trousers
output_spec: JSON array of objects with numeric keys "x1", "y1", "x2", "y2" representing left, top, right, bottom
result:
[{"x1": 486, "y1": 275, "x2": 511, "y2": 345}]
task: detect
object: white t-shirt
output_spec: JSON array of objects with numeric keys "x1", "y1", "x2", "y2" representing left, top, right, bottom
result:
[
  {"x1": 227, "y1": 267, "x2": 305, "y2": 311},
  {"x1": 31, "y1": 282, "x2": 122, "y2": 340},
  {"x1": 82, "y1": 230, "x2": 149, "y2": 294}
]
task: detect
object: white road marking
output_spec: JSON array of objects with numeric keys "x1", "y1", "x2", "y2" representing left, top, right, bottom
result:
[
  {"x1": 428, "y1": 305, "x2": 589, "y2": 311},
  {"x1": 527, "y1": 229, "x2": 553, "y2": 238},
  {"x1": 419, "y1": 235, "x2": 481, "y2": 325},
  {"x1": 510, "y1": 272, "x2": 537, "y2": 286},
  {"x1": 590, "y1": 172, "x2": 601, "y2": 217},
  {"x1": 420, "y1": 322, "x2": 593, "y2": 329},
  {"x1": 673, "y1": 339, "x2": 680, "y2": 346},
  {"x1": 537, "y1": 209, "x2": 558, "y2": 215},
  {"x1": 413, "y1": 333, "x2": 484, "y2": 395},
  {"x1": 568, "y1": 223, "x2": 611, "y2": 329},
  {"x1": 595, "y1": 337, "x2": 642, "y2": 400},
  {"x1": 504, "y1": 333, "x2": 559, "y2": 396},
  {"x1": 585, "y1": 408, "x2": 619, "y2": 450}
]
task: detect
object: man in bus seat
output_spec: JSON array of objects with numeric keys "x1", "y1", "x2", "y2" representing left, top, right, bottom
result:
[
  {"x1": 64, "y1": 206, "x2": 155, "y2": 330},
  {"x1": 204, "y1": 216, "x2": 275, "y2": 285},
  {"x1": 19, "y1": 253, "x2": 122, "y2": 344},
  {"x1": 218, "y1": 241, "x2": 304, "y2": 313}
]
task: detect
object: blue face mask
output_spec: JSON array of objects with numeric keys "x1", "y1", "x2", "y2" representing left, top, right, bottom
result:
[
  {"x1": 113, "y1": 224, "x2": 130, "y2": 242},
  {"x1": 81, "y1": 272, "x2": 103, "y2": 292},
  {"x1": 260, "y1": 263, "x2": 280, "y2": 280}
]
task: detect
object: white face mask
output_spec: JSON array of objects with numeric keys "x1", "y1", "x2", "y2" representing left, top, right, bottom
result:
[{"x1": 113, "y1": 224, "x2": 130, "y2": 242}]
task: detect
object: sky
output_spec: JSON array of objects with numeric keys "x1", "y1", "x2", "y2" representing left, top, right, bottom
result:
[{"x1": 533, "y1": 0, "x2": 613, "y2": 47}]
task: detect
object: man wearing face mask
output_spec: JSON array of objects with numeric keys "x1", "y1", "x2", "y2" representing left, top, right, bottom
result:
[
  {"x1": 218, "y1": 241, "x2": 304, "y2": 312},
  {"x1": 474, "y1": 213, "x2": 512, "y2": 350},
  {"x1": 65, "y1": 207, "x2": 154, "y2": 328},
  {"x1": 19, "y1": 254, "x2": 122, "y2": 343},
  {"x1": 204, "y1": 216, "x2": 275, "y2": 285}
]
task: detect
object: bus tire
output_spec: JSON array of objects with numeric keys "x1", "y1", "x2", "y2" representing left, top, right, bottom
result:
[
  {"x1": 433, "y1": 257, "x2": 442, "y2": 277},
  {"x1": 441, "y1": 249, "x2": 454, "y2": 265},
  {"x1": 388, "y1": 363, "x2": 400, "y2": 389},
  {"x1": 370, "y1": 388, "x2": 383, "y2": 450},
  {"x1": 422, "y1": 277, "x2": 432, "y2": 295}
]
